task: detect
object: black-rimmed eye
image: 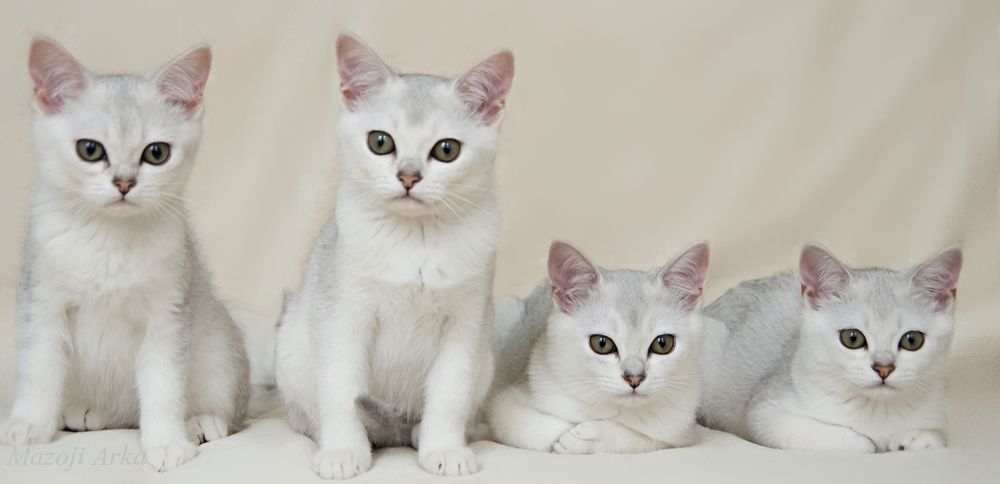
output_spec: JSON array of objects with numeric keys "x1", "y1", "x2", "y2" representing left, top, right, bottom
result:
[
  {"x1": 839, "y1": 328, "x2": 867, "y2": 350},
  {"x1": 899, "y1": 331, "x2": 925, "y2": 351},
  {"x1": 141, "y1": 142, "x2": 171, "y2": 165},
  {"x1": 589, "y1": 334, "x2": 617, "y2": 355},
  {"x1": 430, "y1": 138, "x2": 461, "y2": 162},
  {"x1": 368, "y1": 131, "x2": 395, "y2": 155},
  {"x1": 75, "y1": 139, "x2": 106, "y2": 162},
  {"x1": 649, "y1": 334, "x2": 675, "y2": 355}
]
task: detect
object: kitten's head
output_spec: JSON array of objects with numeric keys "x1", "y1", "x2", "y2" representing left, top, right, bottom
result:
[
  {"x1": 542, "y1": 241, "x2": 710, "y2": 407},
  {"x1": 797, "y1": 243, "x2": 962, "y2": 400},
  {"x1": 29, "y1": 38, "x2": 211, "y2": 218},
  {"x1": 334, "y1": 34, "x2": 514, "y2": 218}
]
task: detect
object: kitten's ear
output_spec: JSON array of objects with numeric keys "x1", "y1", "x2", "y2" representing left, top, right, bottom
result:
[
  {"x1": 548, "y1": 241, "x2": 599, "y2": 313},
  {"x1": 336, "y1": 34, "x2": 393, "y2": 111},
  {"x1": 456, "y1": 50, "x2": 514, "y2": 125},
  {"x1": 154, "y1": 45, "x2": 212, "y2": 118},
  {"x1": 799, "y1": 243, "x2": 851, "y2": 310},
  {"x1": 659, "y1": 242, "x2": 710, "y2": 312},
  {"x1": 28, "y1": 38, "x2": 89, "y2": 115},
  {"x1": 910, "y1": 246, "x2": 962, "y2": 311}
]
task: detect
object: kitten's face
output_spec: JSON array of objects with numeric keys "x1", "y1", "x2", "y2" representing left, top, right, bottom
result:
[
  {"x1": 544, "y1": 242, "x2": 710, "y2": 407},
  {"x1": 334, "y1": 35, "x2": 513, "y2": 218},
  {"x1": 28, "y1": 40, "x2": 211, "y2": 218},
  {"x1": 798, "y1": 245, "x2": 961, "y2": 400}
]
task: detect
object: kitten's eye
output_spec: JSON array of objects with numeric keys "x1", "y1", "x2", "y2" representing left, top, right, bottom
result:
[
  {"x1": 589, "y1": 334, "x2": 617, "y2": 355},
  {"x1": 367, "y1": 131, "x2": 395, "y2": 155},
  {"x1": 649, "y1": 334, "x2": 675, "y2": 355},
  {"x1": 75, "y1": 139, "x2": 106, "y2": 162},
  {"x1": 899, "y1": 331, "x2": 925, "y2": 351},
  {"x1": 430, "y1": 138, "x2": 461, "y2": 162},
  {"x1": 141, "y1": 142, "x2": 171, "y2": 165},
  {"x1": 839, "y1": 329, "x2": 867, "y2": 350}
]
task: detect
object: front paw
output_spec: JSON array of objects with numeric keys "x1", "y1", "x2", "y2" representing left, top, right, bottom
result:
[
  {"x1": 62, "y1": 405, "x2": 108, "y2": 431},
  {"x1": 553, "y1": 422, "x2": 599, "y2": 454},
  {"x1": 312, "y1": 447, "x2": 373, "y2": 480},
  {"x1": 1, "y1": 418, "x2": 57, "y2": 446},
  {"x1": 143, "y1": 440, "x2": 197, "y2": 472},
  {"x1": 889, "y1": 430, "x2": 945, "y2": 452},
  {"x1": 419, "y1": 446, "x2": 479, "y2": 476}
]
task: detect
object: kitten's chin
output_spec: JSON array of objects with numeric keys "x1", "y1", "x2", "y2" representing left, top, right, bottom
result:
[
  {"x1": 99, "y1": 199, "x2": 151, "y2": 218},
  {"x1": 382, "y1": 194, "x2": 437, "y2": 218},
  {"x1": 860, "y1": 383, "x2": 900, "y2": 400}
]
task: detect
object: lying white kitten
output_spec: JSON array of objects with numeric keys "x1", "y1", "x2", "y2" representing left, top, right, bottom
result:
[
  {"x1": 274, "y1": 34, "x2": 514, "y2": 479},
  {"x1": 700, "y1": 243, "x2": 961, "y2": 452},
  {"x1": 487, "y1": 241, "x2": 710, "y2": 453},
  {"x1": 0, "y1": 39, "x2": 249, "y2": 472}
]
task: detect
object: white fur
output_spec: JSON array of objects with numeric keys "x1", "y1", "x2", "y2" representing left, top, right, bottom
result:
[
  {"x1": 0, "y1": 40, "x2": 249, "y2": 473},
  {"x1": 275, "y1": 35, "x2": 512, "y2": 479}
]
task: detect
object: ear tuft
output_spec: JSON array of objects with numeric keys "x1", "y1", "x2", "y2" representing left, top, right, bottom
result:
[
  {"x1": 456, "y1": 50, "x2": 514, "y2": 125},
  {"x1": 548, "y1": 241, "x2": 598, "y2": 313},
  {"x1": 911, "y1": 246, "x2": 962, "y2": 311},
  {"x1": 660, "y1": 242, "x2": 710, "y2": 312},
  {"x1": 28, "y1": 38, "x2": 88, "y2": 115},
  {"x1": 336, "y1": 33, "x2": 392, "y2": 111},
  {"x1": 155, "y1": 45, "x2": 212, "y2": 118},
  {"x1": 799, "y1": 243, "x2": 851, "y2": 310}
]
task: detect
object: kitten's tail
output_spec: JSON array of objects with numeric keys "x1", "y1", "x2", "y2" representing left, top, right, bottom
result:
[{"x1": 356, "y1": 396, "x2": 417, "y2": 447}]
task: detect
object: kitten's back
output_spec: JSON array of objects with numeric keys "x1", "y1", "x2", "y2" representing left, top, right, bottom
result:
[
  {"x1": 699, "y1": 273, "x2": 803, "y2": 434},
  {"x1": 492, "y1": 282, "x2": 552, "y2": 389}
]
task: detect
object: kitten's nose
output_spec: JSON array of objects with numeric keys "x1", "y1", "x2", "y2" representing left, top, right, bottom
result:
[
  {"x1": 623, "y1": 373, "x2": 646, "y2": 389},
  {"x1": 872, "y1": 364, "x2": 895, "y2": 380},
  {"x1": 397, "y1": 173, "x2": 421, "y2": 190},
  {"x1": 113, "y1": 178, "x2": 136, "y2": 195}
]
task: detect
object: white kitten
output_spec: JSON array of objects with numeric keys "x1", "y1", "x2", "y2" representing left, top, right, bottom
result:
[
  {"x1": 0, "y1": 39, "x2": 250, "y2": 472},
  {"x1": 487, "y1": 241, "x2": 710, "y2": 453},
  {"x1": 700, "y1": 243, "x2": 961, "y2": 452},
  {"x1": 274, "y1": 34, "x2": 514, "y2": 479}
]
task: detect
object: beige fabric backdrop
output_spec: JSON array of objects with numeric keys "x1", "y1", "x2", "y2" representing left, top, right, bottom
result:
[{"x1": 0, "y1": 1, "x2": 997, "y2": 483}]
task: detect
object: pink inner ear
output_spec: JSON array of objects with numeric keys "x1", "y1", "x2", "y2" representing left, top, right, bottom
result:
[
  {"x1": 912, "y1": 247, "x2": 962, "y2": 311},
  {"x1": 799, "y1": 244, "x2": 851, "y2": 310},
  {"x1": 661, "y1": 242, "x2": 710, "y2": 312},
  {"x1": 28, "y1": 39, "x2": 87, "y2": 115},
  {"x1": 156, "y1": 46, "x2": 211, "y2": 117},
  {"x1": 548, "y1": 242, "x2": 598, "y2": 313},
  {"x1": 336, "y1": 34, "x2": 391, "y2": 111},
  {"x1": 456, "y1": 51, "x2": 514, "y2": 124}
]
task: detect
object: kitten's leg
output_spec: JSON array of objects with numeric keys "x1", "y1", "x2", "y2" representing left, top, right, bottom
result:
[
  {"x1": 888, "y1": 429, "x2": 946, "y2": 452},
  {"x1": 748, "y1": 401, "x2": 876, "y2": 452},
  {"x1": 417, "y1": 301, "x2": 491, "y2": 476},
  {"x1": 312, "y1": 301, "x2": 375, "y2": 480},
  {"x1": 1, "y1": 295, "x2": 70, "y2": 446},
  {"x1": 487, "y1": 385, "x2": 574, "y2": 451},
  {"x1": 136, "y1": 307, "x2": 196, "y2": 472},
  {"x1": 186, "y1": 415, "x2": 229, "y2": 444},
  {"x1": 62, "y1": 404, "x2": 108, "y2": 432},
  {"x1": 554, "y1": 420, "x2": 670, "y2": 454}
]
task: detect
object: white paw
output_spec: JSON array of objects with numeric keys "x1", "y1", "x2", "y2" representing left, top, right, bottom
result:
[
  {"x1": 62, "y1": 406, "x2": 107, "y2": 431},
  {"x1": 419, "y1": 446, "x2": 479, "y2": 476},
  {"x1": 143, "y1": 440, "x2": 197, "y2": 472},
  {"x1": 187, "y1": 415, "x2": 229, "y2": 444},
  {"x1": 312, "y1": 447, "x2": 373, "y2": 479},
  {"x1": 889, "y1": 429, "x2": 946, "y2": 452},
  {"x1": 553, "y1": 422, "x2": 600, "y2": 454},
  {"x1": 1, "y1": 418, "x2": 57, "y2": 446}
]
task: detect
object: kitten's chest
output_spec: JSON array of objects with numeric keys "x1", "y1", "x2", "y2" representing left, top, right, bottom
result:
[
  {"x1": 811, "y1": 393, "x2": 945, "y2": 447},
  {"x1": 32, "y1": 215, "x2": 184, "y2": 298}
]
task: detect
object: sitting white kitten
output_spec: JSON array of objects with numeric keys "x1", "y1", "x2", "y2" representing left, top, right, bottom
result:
[
  {"x1": 487, "y1": 241, "x2": 710, "y2": 453},
  {"x1": 699, "y1": 243, "x2": 961, "y2": 452},
  {"x1": 274, "y1": 34, "x2": 514, "y2": 479},
  {"x1": 0, "y1": 39, "x2": 249, "y2": 472}
]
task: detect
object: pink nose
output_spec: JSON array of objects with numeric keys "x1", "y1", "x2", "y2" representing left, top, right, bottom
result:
[
  {"x1": 872, "y1": 364, "x2": 895, "y2": 380},
  {"x1": 113, "y1": 178, "x2": 135, "y2": 195},
  {"x1": 398, "y1": 174, "x2": 421, "y2": 190},
  {"x1": 623, "y1": 374, "x2": 645, "y2": 389}
]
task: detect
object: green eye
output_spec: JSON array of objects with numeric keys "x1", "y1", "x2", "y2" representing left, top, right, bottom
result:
[
  {"x1": 649, "y1": 334, "x2": 675, "y2": 355},
  {"x1": 899, "y1": 331, "x2": 925, "y2": 351},
  {"x1": 589, "y1": 334, "x2": 617, "y2": 355},
  {"x1": 430, "y1": 138, "x2": 461, "y2": 162},
  {"x1": 75, "y1": 139, "x2": 106, "y2": 162},
  {"x1": 367, "y1": 131, "x2": 395, "y2": 155},
  {"x1": 141, "y1": 142, "x2": 171, "y2": 165},
  {"x1": 839, "y1": 328, "x2": 867, "y2": 350}
]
